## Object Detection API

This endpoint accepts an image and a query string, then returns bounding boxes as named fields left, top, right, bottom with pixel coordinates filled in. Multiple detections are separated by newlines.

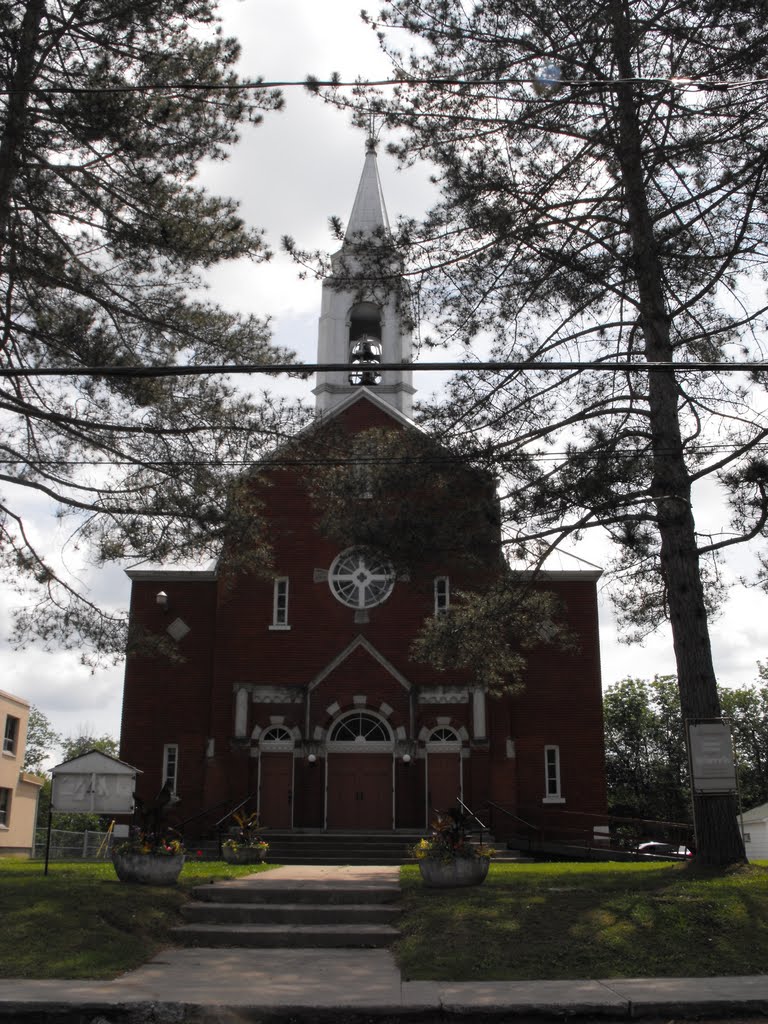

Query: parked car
left=637, top=841, right=693, bottom=858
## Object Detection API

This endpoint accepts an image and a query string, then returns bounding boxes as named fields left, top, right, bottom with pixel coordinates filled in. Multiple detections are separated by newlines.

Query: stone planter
left=222, top=845, right=268, bottom=864
left=112, top=851, right=184, bottom=885
left=417, top=856, right=490, bottom=888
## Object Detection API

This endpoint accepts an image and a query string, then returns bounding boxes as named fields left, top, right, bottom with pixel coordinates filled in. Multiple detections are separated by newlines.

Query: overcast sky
left=3, top=0, right=768, bottom=766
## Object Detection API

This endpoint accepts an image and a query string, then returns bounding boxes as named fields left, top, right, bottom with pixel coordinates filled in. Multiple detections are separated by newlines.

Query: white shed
left=740, top=801, right=768, bottom=861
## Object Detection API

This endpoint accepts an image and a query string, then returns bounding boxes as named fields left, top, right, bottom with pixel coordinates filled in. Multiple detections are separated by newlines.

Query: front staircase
left=261, top=830, right=420, bottom=865
left=173, top=869, right=401, bottom=949
left=190, top=829, right=527, bottom=864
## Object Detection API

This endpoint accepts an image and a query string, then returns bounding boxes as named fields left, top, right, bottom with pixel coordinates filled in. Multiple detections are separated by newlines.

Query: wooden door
left=259, top=752, right=293, bottom=828
left=327, top=754, right=392, bottom=828
left=427, top=752, right=462, bottom=816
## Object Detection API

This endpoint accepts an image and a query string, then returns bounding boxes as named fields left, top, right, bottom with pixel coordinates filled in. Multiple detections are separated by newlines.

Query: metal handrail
left=456, top=796, right=489, bottom=832
left=174, top=790, right=259, bottom=834
left=484, top=800, right=538, bottom=833
left=483, top=800, right=694, bottom=856
left=213, top=791, right=259, bottom=832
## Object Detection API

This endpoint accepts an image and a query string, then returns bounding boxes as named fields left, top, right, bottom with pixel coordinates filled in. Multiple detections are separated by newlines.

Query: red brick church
left=119, top=146, right=607, bottom=843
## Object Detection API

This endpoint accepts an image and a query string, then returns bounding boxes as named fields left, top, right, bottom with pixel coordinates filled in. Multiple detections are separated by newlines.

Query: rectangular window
left=544, top=745, right=563, bottom=801
left=162, top=744, right=179, bottom=794
left=434, top=576, right=450, bottom=615
left=270, top=577, right=290, bottom=629
left=0, top=787, right=10, bottom=827
left=3, top=716, right=19, bottom=756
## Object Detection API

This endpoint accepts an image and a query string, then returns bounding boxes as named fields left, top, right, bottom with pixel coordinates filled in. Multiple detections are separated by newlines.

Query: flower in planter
left=409, top=808, right=494, bottom=862
left=222, top=809, right=269, bottom=855
left=113, top=781, right=185, bottom=857
left=113, top=829, right=184, bottom=856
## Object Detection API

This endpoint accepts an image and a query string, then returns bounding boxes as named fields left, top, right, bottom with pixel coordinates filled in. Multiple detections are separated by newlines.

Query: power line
left=2, top=443, right=767, bottom=470
left=3, top=74, right=766, bottom=98
left=1, top=359, right=767, bottom=379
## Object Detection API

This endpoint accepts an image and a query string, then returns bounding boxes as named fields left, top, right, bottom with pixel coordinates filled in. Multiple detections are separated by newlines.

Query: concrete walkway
left=3, top=865, right=768, bottom=1022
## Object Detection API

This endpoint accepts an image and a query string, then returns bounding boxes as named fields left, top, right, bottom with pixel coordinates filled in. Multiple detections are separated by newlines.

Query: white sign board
left=688, top=721, right=738, bottom=794
left=51, top=772, right=136, bottom=814
left=50, top=750, right=140, bottom=814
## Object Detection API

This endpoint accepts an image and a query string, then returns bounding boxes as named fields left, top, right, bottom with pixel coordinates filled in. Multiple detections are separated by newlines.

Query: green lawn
left=0, top=857, right=277, bottom=979
left=3, top=858, right=768, bottom=982
left=395, top=860, right=768, bottom=980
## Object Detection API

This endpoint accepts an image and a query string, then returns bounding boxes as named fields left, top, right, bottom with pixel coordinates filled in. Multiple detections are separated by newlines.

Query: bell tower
left=313, top=141, right=415, bottom=417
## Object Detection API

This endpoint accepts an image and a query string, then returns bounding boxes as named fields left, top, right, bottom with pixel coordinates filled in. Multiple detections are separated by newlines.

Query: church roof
left=346, top=142, right=391, bottom=237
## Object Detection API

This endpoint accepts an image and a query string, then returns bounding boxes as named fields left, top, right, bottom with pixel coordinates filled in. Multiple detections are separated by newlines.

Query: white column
left=472, top=687, right=487, bottom=740
left=234, top=688, right=249, bottom=738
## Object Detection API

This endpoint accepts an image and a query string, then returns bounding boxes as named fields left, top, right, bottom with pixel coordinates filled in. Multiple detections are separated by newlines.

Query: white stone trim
left=472, top=688, right=487, bottom=740
left=249, top=686, right=304, bottom=704
left=418, top=686, right=469, bottom=704
left=234, top=689, right=249, bottom=738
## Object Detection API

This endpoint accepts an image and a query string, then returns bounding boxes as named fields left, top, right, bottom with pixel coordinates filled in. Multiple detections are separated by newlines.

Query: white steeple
left=347, top=144, right=391, bottom=236
left=313, top=141, right=415, bottom=418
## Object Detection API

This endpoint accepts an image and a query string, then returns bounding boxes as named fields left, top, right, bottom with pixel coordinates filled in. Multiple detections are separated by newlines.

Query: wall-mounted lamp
left=156, top=591, right=169, bottom=611
left=398, top=739, right=418, bottom=765
left=304, top=740, right=322, bottom=765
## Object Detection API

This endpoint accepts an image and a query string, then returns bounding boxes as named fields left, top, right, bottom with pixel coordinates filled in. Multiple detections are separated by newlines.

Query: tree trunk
left=0, top=0, right=45, bottom=256
left=610, top=0, right=745, bottom=866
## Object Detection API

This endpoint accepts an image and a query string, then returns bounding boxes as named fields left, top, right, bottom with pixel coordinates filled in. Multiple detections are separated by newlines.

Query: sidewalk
left=2, top=865, right=768, bottom=1022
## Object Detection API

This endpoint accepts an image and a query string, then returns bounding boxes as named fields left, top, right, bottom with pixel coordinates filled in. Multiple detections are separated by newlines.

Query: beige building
left=1, top=690, right=44, bottom=856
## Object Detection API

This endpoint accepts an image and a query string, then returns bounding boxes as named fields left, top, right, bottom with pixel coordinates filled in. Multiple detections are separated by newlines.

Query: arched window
left=426, top=726, right=462, bottom=751
left=327, top=711, right=394, bottom=752
left=330, top=712, right=391, bottom=742
left=349, top=302, right=381, bottom=343
left=260, top=725, right=295, bottom=752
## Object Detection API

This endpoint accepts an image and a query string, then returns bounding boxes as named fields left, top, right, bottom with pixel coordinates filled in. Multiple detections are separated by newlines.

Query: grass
left=395, top=860, right=768, bottom=981
left=3, top=857, right=768, bottom=983
left=0, top=857, right=278, bottom=979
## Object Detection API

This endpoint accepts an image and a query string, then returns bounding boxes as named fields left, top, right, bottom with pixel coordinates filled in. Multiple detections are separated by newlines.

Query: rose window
left=328, top=547, right=395, bottom=609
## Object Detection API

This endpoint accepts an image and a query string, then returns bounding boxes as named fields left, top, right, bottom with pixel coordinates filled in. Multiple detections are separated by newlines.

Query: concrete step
left=180, top=901, right=401, bottom=925
left=190, top=882, right=400, bottom=905
left=191, top=830, right=514, bottom=866
left=172, top=922, right=398, bottom=948
left=264, top=855, right=414, bottom=865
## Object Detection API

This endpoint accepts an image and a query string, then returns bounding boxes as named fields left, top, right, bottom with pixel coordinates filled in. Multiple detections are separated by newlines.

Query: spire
left=345, top=140, right=390, bottom=238
left=314, top=142, right=415, bottom=419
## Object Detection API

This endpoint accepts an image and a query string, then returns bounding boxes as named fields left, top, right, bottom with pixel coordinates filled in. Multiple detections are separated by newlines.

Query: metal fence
left=32, top=828, right=114, bottom=860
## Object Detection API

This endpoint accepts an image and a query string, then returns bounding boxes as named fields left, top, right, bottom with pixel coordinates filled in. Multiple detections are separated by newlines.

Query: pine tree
left=0, top=0, right=304, bottom=658
left=344, top=0, right=768, bottom=865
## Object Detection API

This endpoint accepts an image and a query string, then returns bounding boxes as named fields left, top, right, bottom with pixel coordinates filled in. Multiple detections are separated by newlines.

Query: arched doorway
left=257, top=726, right=295, bottom=829
left=325, top=710, right=394, bottom=829
left=425, top=726, right=463, bottom=822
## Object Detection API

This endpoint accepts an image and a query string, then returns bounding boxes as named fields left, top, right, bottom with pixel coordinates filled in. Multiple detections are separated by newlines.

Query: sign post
left=686, top=719, right=739, bottom=855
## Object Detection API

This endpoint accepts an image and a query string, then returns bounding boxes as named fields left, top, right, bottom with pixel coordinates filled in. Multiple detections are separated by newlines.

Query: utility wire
left=1, top=74, right=765, bottom=97
left=1, top=359, right=767, bottom=379
left=2, top=444, right=767, bottom=469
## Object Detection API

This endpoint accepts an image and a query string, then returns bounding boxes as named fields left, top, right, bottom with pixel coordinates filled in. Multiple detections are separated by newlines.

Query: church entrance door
left=426, top=728, right=463, bottom=823
left=258, top=752, right=293, bottom=829
left=327, top=753, right=393, bottom=828
left=325, top=710, right=395, bottom=829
